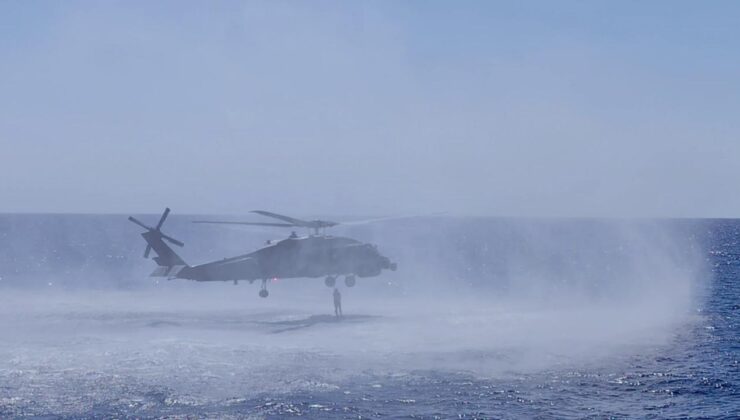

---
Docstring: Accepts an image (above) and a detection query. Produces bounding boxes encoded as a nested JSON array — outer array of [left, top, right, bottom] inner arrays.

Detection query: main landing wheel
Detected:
[[259, 279, 269, 298], [344, 275, 356, 287], [324, 276, 337, 288]]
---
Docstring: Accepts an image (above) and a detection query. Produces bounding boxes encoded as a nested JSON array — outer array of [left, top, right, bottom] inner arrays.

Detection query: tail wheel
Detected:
[[344, 275, 356, 287], [324, 276, 336, 288]]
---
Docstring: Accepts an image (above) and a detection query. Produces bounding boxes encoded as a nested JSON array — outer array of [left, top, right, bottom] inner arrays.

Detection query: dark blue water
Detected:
[[0, 216, 737, 418]]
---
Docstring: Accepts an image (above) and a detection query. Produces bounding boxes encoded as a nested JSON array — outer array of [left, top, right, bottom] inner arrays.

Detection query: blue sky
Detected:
[[1, 1, 739, 216]]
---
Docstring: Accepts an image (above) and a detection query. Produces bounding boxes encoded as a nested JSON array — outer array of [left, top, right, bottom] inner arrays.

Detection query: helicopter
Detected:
[[128, 208, 397, 298]]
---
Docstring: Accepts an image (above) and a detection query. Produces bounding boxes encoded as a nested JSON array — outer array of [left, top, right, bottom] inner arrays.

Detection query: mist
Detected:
[[0, 214, 709, 414]]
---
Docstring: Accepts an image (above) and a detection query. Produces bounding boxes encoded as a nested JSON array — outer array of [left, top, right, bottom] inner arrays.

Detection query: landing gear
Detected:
[[344, 275, 356, 287], [324, 276, 337, 288], [259, 279, 269, 298]]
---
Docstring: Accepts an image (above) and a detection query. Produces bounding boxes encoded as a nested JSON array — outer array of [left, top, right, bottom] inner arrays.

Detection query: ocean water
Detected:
[[0, 215, 737, 418]]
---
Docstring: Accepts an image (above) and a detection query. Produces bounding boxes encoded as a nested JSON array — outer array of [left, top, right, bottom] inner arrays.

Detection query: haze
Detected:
[[1, 0, 739, 217]]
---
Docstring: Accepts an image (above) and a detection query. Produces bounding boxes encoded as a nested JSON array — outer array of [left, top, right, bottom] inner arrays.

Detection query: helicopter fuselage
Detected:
[[176, 235, 396, 282]]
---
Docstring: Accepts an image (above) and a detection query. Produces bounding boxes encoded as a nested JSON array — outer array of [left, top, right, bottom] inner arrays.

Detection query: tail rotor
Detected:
[[128, 207, 185, 260]]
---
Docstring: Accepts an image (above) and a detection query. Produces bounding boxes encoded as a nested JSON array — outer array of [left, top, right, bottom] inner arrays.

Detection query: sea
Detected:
[[0, 214, 737, 419]]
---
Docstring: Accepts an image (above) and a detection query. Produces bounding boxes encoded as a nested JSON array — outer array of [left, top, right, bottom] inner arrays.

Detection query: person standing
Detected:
[[333, 288, 342, 318]]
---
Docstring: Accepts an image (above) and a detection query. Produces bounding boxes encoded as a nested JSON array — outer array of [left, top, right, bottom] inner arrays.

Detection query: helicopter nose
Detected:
[[379, 256, 395, 270]]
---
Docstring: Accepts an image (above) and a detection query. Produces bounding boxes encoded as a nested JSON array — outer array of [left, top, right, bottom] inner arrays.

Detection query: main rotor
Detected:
[[193, 210, 426, 236], [193, 210, 339, 235]]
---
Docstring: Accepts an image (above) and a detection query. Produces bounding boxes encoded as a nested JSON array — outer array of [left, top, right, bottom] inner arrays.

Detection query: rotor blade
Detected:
[[156, 208, 171, 230], [161, 234, 185, 247], [339, 213, 446, 226], [144, 244, 152, 258], [128, 216, 151, 230], [250, 210, 309, 227], [192, 221, 295, 228]]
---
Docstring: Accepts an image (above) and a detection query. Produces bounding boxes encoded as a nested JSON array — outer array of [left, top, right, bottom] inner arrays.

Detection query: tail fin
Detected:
[[129, 208, 189, 274], [141, 229, 187, 267]]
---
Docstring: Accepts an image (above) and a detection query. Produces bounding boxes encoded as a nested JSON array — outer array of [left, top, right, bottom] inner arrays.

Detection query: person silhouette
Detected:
[[333, 288, 342, 318]]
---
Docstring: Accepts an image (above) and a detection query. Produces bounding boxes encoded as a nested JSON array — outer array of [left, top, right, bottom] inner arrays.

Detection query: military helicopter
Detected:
[[128, 208, 397, 298]]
